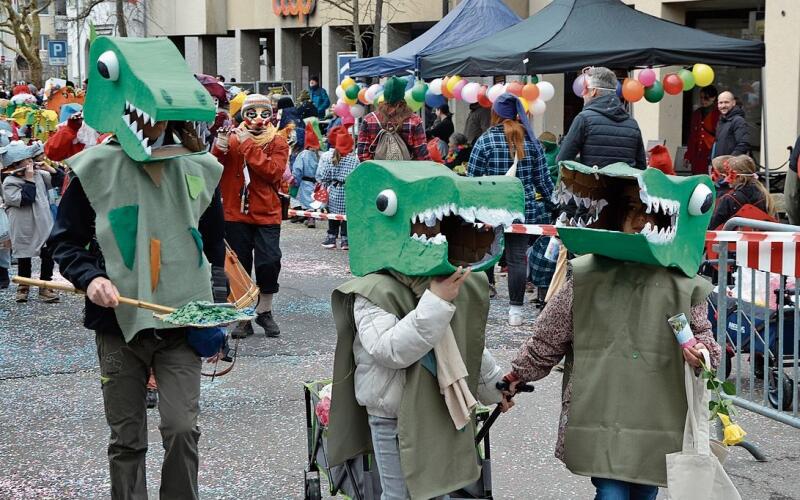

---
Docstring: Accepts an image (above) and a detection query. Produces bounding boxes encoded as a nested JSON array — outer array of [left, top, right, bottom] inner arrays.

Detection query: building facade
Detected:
[[146, 0, 793, 170]]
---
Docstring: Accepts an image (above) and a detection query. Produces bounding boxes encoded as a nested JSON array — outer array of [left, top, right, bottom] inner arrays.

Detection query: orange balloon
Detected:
[[477, 85, 492, 108], [507, 81, 524, 97], [441, 76, 454, 99], [621, 78, 645, 102], [358, 87, 369, 105], [522, 83, 540, 102]]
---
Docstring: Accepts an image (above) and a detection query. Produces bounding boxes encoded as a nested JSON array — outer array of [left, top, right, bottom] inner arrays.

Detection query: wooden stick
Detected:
[[12, 277, 176, 314]]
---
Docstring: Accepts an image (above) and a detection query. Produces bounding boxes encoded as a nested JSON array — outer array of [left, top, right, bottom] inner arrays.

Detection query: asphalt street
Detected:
[[1, 221, 798, 499]]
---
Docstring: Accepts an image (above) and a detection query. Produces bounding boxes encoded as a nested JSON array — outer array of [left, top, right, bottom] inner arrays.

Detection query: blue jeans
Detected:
[[368, 415, 409, 500], [592, 477, 658, 500]]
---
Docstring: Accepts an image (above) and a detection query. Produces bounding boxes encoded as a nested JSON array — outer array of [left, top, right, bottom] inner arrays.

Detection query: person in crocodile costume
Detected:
[[503, 162, 723, 499], [48, 37, 226, 499], [329, 161, 524, 499]]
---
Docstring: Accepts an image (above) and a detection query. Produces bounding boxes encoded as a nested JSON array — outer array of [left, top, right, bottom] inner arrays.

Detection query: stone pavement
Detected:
[[1, 221, 798, 499]]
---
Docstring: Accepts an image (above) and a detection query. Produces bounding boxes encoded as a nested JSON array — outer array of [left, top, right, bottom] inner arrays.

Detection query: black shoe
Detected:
[[255, 311, 281, 337], [146, 389, 158, 409], [230, 321, 254, 339], [0, 268, 8, 289]]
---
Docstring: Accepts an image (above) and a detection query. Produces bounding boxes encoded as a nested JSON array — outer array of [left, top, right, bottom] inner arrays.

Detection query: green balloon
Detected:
[[345, 84, 360, 100], [678, 68, 695, 91], [644, 80, 664, 103], [405, 91, 423, 111], [530, 75, 539, 84], [411, 82, 428, 103]]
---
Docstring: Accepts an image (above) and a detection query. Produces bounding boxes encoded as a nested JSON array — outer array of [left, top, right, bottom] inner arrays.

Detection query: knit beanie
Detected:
[[241, 93, 272, 114]]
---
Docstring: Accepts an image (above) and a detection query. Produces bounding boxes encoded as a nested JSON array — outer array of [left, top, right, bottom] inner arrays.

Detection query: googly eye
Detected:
[[97, 51, 119, 81], [688, 184, 714, 216], [376, 189, 397, 216]]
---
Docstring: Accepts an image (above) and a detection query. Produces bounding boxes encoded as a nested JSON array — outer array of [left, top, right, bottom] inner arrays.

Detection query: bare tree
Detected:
[[0, 0, 54, 86], [320, 0, 402, 58]]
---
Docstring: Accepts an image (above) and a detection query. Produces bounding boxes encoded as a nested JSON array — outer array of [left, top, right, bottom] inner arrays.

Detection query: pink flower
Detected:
[[315, 396, 331, 427]]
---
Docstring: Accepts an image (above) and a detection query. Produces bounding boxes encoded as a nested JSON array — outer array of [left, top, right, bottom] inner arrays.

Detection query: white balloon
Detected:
[[461, 82, 481, 104], [335, 86, 345, 100], [429, 78, 444, 95], [532, 99, 547, 116], [536, 81, 555, 102], [349, 104, 365, 118], [487, 83, 506, 103], [365, 83, 381, 102]]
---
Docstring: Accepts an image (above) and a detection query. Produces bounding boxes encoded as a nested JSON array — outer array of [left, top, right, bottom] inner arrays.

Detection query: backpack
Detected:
[[369, 113, 411, 161]]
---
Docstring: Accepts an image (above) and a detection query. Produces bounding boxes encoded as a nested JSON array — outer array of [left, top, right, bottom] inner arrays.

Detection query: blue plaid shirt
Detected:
[[467, 125, 554, 224]]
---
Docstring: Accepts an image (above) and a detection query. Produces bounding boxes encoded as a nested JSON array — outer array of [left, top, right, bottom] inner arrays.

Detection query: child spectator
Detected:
[[709, 155, 775, 229], [291, 121, 322, 228], [444, 132, 472, 173], [318, 127, 358, 250], [1, 141, 64, 302]]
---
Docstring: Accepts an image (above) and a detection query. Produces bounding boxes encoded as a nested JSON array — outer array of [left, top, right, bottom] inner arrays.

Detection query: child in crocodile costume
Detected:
[[503, 162, 722, 499], [48, 37, 226, 498], [329, 161, 523, 499]]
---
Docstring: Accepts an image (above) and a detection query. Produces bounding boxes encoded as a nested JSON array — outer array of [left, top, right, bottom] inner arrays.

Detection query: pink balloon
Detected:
[[638, 68, 656, 87], [572, 74, 587, 97], [452, 80, 467, 101], [334, 101, 351, 117], [461, 82, 481, 104]]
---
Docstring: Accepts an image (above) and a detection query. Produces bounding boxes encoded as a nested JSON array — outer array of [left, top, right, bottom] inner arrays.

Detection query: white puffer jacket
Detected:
[[353, 289, 504, 418]]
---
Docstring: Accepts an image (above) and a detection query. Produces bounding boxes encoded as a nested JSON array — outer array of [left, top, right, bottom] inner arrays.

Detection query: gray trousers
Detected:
[[96, 327, 201, 500]]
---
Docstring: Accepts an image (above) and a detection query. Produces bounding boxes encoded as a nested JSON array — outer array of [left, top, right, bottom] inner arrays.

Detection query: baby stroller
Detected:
[[302, 379, 532, 499], [707, 283, 798, 411]]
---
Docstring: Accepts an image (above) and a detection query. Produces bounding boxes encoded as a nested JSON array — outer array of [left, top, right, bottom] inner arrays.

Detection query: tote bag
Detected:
[[666, 351, 741, 500]]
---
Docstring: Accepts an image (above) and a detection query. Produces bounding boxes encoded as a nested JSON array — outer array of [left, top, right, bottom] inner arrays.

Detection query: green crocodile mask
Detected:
[[555, 162, 715, 277], [346, 161, 525, 277], [84, 37, 215, 162]]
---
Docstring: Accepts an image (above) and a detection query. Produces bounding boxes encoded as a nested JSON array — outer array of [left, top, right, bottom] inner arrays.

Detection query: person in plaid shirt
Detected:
[[357, 76, 430, 162], [468, 92, 554, 326]]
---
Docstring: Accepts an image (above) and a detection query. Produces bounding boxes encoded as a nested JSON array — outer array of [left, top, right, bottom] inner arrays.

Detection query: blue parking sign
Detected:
[[48, 40, 68, 65]]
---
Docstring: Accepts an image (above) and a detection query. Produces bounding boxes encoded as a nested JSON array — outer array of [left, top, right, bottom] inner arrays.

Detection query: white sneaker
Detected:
[[508, 313, 524, 326]]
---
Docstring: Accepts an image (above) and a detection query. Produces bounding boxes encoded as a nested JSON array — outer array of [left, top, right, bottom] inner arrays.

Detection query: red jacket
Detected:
[[212, 133, 289, 225], [45, 125, 85, 161], [684, 107, 720, 175]]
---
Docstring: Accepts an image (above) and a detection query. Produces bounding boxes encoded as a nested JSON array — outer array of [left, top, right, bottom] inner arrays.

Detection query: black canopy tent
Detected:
[[418, 0, 765, 77]]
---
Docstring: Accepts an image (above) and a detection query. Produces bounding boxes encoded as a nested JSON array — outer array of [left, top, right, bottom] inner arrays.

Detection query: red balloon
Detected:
[[507, 81, 524, 97], [662, 73, 683, 95], [477, 85, 492, 108], [621, 78, 644, 102], [522, 83, 540, 102]]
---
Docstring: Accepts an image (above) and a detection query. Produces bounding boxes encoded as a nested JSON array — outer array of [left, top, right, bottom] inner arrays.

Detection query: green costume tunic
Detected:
[[69, 143, 223, 342], [564, 255, 713, 486], [329, 272, 488, 499]]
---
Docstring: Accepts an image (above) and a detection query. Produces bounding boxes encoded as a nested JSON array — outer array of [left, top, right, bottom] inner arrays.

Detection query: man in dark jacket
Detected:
[[713, 91, 750, 158], [464, 102, 491, 144], [557, 67, 646, 169]]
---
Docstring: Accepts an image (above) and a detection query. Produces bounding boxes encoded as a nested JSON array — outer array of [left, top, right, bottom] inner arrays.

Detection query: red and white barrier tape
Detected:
[[288, 209, 347, 221]]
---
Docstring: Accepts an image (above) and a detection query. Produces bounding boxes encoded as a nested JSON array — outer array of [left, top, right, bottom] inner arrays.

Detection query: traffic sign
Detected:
[[337, 52, 358, 83], [48, 40, 68, 66]]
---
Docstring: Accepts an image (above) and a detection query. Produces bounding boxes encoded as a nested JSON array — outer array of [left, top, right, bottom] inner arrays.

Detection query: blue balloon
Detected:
[[616, 80, 623, 99], [425, 93, 447, 108]]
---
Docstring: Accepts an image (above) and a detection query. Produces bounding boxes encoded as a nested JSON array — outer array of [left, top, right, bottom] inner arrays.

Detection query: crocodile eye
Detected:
[[688, 184, 713, 216], [97, 51, 119, 81], [376, 189, 397, 216]]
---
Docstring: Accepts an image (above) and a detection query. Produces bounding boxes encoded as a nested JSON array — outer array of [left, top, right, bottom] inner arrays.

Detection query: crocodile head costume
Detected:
[[345, 161, 525, 276], [84, 36, 215, 162], [554, 161, 715, 276]]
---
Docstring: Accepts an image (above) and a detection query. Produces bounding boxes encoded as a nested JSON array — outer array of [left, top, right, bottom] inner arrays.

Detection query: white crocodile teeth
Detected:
[[129, 122, 138, 134], [141, 111, 150, 124], [136, 130, 144, 141], [642, 222, 652, 235], [144, 145, 152, 156], [122, 114, 131, 126]]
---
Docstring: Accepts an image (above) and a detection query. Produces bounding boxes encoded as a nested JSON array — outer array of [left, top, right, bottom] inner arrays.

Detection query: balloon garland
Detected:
[[333, 63, 714, 119]]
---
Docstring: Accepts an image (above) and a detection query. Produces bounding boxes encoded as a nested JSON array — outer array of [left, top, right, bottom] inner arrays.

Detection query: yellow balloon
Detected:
[[692, 64, 715, 87], [341, 77, 356, 90], [446, 75, 462, 94], [343, 95, 358, 106], [518, 96, 529, 113]]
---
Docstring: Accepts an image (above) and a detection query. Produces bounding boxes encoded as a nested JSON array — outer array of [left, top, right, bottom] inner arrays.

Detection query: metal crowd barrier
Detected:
[[713, 217, 800, 456]]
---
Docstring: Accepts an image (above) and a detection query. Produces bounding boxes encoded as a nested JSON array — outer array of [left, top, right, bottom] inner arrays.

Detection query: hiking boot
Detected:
[[15, 285, 29, 303], [340, 238, 349, 250], [489, 284, 497, 299], [321, 235, 337, 249], [146, 388, 158, 409], [230, 321, 254, 339], [255, 311, 281, 337], [39, 288, 60, 303]]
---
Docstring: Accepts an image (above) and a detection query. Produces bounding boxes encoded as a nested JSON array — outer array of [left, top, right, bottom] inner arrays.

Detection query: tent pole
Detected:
[[761, 66, 769, 191]]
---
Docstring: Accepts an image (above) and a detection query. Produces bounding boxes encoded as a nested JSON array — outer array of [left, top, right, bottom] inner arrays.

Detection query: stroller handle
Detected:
[[474, 382, 534, 445], [496, 381, 535, 393]]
